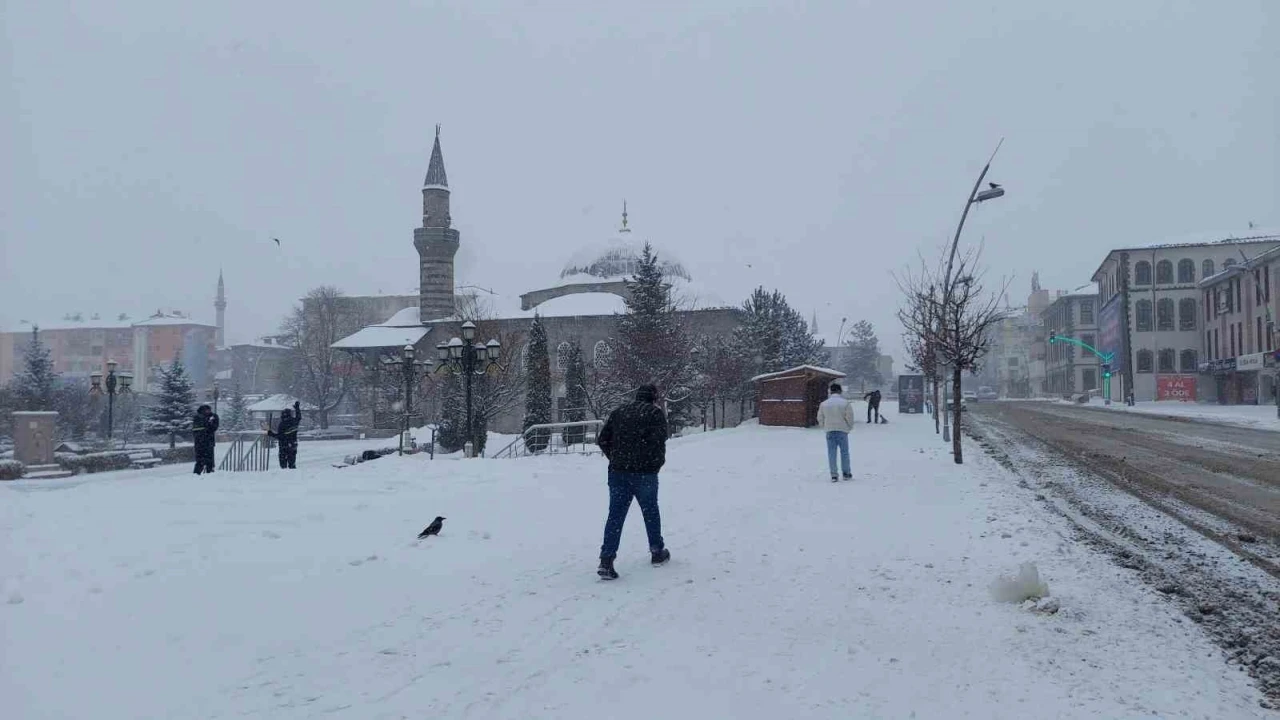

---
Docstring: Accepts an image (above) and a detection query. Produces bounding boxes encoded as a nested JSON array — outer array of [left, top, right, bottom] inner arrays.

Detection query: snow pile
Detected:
[[989, 561, 1051, 603]]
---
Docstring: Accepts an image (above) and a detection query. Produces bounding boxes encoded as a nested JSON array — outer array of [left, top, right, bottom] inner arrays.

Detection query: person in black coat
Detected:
[[595, 384, 670, 579], [267, 401, 301, 469], [192, 404, 220, 474], [863, 389, 883, 424]]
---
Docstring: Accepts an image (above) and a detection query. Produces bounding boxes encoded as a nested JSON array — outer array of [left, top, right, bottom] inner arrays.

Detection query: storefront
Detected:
[[1235, 353, 1267, 405]]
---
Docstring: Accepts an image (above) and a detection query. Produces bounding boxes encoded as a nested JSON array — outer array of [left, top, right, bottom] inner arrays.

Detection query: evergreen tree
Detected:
[[146, 356, 196, 448], [435, 371, 467, 454], [522, 316, 553, 452], [843, 320, 883, 392], [608, 243, 695, 429], [225, 384, 249, 430], [12, 327, 57, 411], [562, 341, 587, 445], [732, 287, 826, 379]]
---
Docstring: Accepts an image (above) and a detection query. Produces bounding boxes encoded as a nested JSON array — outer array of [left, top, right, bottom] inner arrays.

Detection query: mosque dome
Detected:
[[558, 205, 692, 284]]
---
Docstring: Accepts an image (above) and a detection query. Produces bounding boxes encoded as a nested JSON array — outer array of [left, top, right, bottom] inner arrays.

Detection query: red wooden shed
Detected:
[[752, 365, 848, 428]]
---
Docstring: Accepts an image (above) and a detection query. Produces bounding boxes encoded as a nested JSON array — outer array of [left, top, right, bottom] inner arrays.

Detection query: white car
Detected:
[[962, 390, 977, 402]]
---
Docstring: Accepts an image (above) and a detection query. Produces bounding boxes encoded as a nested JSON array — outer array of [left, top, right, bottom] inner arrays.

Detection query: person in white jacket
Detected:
[[816, 383, 855, 481]]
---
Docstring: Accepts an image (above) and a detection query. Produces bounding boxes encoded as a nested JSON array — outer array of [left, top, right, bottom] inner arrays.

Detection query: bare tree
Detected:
[[280, 286, 372, 428], [898, 247, 1008, 463]]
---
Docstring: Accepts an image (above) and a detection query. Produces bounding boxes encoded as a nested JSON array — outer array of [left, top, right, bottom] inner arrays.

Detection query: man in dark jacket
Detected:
[[595, 384, 670, 580], [267, 400, 301, 469], [192, 404, 219, 474], [863, 389, 883, 424]]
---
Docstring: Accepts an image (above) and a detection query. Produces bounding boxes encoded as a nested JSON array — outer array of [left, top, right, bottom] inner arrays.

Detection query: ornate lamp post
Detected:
[[383, 344, 432, 455], [89, 360, 134, 444], [435, 321, 502, 457]]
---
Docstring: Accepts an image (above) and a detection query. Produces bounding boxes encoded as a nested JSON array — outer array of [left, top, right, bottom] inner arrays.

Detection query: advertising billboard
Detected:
[[1156, 375, 1197, 401], [1097, 294, 1127, 377], [898, 374, 925, 414]]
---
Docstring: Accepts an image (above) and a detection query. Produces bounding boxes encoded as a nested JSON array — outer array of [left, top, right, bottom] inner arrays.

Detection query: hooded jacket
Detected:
[[597, 399, 669, 474]]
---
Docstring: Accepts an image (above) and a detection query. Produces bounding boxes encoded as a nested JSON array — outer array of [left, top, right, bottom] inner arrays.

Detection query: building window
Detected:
[[1214, 328, 1220, 360], [1079, 300, 1094, 324], [1156, 298, 1174, 331], [1082, 369, 1097, 391], [1230, 324, 1236, 357], [1257, 317, 1263, 355], [1203, 259, 1215, 278], [1156, 260, 1174, 284], [1135, 299, 1152, 332], [1205, 290, 1212, 321], [520, 344, 530, 370], [1134, 261, 1152, 286], [1158, 348, 1176, 373], [1180, 349, 1197, 372], [1177, 259, 1195, 284], [556, 342, 572, 372], [1178, 298, 1197, 331], [592, 340, 612, 369], [1236, 278, 1243, 314], [1136, 349, 1153, 373], [1239, 322, 1245, 356], [1007, 357, 1019, 367]]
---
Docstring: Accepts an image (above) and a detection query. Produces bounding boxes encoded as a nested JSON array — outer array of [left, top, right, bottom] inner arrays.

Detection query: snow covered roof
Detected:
[[246, 394, 317, 413], [331, 306, 433, 350], [132, 312, 215, 328], [751, 365, 847, 383], [559, 233, 692, 284], [5, 316, 136, 333]]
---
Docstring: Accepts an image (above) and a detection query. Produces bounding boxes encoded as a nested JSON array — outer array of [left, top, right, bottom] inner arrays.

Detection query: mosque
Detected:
[[334, 129, 744, 434]]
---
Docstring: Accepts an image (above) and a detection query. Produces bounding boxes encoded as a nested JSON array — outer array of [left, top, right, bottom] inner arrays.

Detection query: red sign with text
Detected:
[[1157, 375, 1197, 401]]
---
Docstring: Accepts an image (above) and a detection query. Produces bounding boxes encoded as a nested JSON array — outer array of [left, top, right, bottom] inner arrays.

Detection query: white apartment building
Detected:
[[1042, 293, 1100, 396], [1091, 235, 1280, 402]]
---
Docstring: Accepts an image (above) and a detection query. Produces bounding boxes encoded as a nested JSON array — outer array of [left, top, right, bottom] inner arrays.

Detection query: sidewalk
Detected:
[[1064, 396, 1280, 432], [1, 414, 1270, 718]]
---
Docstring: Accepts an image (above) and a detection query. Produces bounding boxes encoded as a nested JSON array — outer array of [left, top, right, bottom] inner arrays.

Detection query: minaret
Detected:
[[414, 125, 461, 321], [215, 270, 227, 346]]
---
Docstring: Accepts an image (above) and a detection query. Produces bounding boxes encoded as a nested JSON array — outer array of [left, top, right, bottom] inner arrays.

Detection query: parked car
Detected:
[[977, 386, 998, 401], [962, 390, 978, 402]]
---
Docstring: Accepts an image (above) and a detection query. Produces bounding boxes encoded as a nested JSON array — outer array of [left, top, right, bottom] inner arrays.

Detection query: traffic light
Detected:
[[1101, 362, 1112, 379], [1048, 333, 1057, 344]]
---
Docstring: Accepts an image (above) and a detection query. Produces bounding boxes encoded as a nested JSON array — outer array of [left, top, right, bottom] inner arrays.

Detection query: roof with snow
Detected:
[[331, 306, 432, 350], [246, 394, 317, 413], [559, 231, 692, 284], [1090, 232, 1280, 281], [751, 365, 847, 383], [132, 312, 216, 328]]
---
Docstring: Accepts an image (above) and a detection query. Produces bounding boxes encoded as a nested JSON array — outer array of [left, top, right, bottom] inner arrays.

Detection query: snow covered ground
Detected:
[[1065, 397, 1280, 431], [1, 416, 1272, 718]]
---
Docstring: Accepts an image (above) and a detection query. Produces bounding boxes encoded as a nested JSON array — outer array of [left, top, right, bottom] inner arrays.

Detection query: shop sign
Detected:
[[1157, 375, 1197, 401], [1238, 353, 1266, 372]]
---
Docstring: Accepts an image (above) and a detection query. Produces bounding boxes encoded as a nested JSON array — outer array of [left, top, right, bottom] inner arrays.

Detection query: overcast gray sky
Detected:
[[3, 0, 1276, 360]]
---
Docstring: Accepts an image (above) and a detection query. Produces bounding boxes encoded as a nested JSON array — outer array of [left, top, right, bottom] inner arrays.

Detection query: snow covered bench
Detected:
[[128, 451, 162, 469]]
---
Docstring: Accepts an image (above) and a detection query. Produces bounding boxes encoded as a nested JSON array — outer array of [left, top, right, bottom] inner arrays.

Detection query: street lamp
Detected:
[[383, 344, 432, 455], [436, 323, 502, 457], [208, 380, 221, 415], [938, 144, 1006, 459], [89, 359, 133, 445]]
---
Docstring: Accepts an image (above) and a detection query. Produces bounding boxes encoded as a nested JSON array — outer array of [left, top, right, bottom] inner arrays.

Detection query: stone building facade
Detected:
[[1042, 293, 1100, 396], [1198, 245, 1280, 405], [1092, 235, 1280, 402]]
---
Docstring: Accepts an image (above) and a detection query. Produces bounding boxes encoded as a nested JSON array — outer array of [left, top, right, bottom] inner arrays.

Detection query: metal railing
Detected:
[[495, 420, 604, 459], [217, 431, 273, 472]]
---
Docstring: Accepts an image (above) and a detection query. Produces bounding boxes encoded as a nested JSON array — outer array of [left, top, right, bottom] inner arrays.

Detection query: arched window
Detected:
[[592, 340, 612, 369], [1156, 298, 1174, 331], [1134, 261, 1152, 286], [1135, 299, 1153, 332], [1136, 349, 1154, 373], [1158, 348, 1176, 373], [556, 341, 572, 372], [1224, 258, 1237, 269], [1203, 259, 1215, 278], [1177, 259, 1195, 284], [1178, 298, 1197, 331], [1180, 349, 1198, 373], [1156, 260, 1173, 284]]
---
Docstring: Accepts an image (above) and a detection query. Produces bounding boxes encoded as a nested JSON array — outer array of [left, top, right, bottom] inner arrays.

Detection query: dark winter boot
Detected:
[[842, 473, 853, 480], [651, 548, 670, 566], [597, 557, 619, 580]]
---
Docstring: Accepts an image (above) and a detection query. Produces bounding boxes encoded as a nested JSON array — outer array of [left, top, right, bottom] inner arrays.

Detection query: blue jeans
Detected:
[[826, 431, 850, 477], [600, 472, 665, 560]]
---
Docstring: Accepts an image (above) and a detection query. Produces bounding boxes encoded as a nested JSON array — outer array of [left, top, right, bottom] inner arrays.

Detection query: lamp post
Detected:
[[436, 321, 502, 457], [89, 360, 134, 445], [208, 381, 221, 415], [939, 144, 1006, 459], [383, 344, 432, 455]]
